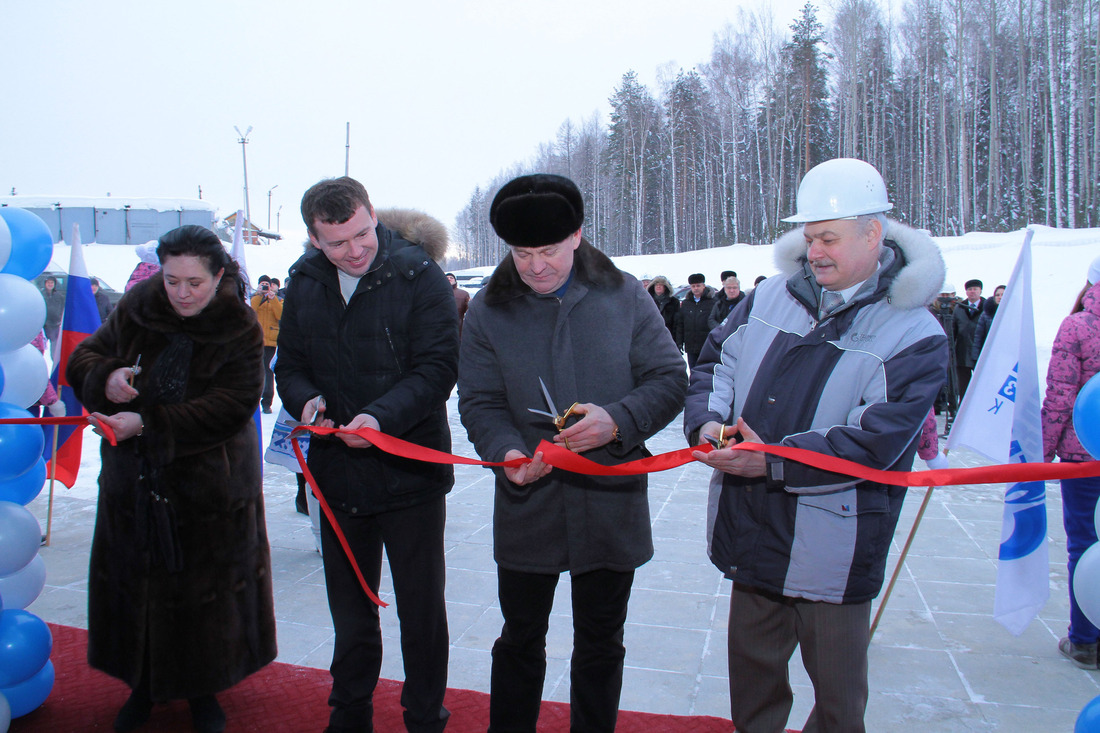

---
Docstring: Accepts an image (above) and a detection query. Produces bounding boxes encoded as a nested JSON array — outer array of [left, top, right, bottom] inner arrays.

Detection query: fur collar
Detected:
[[375, 208, 448, 263], [122, 273, 257, 344], [772, 219, 945, 311], [481, 239, 623, 305], [646, 275, 674, 298]]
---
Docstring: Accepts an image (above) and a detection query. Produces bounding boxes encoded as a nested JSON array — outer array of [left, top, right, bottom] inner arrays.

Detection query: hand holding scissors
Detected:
[[693, 417, 766, 477], [527, 377, 617, 453]]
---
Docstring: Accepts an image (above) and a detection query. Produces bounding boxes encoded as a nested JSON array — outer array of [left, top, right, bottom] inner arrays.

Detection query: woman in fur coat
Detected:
[[68, 225, 276, 733]]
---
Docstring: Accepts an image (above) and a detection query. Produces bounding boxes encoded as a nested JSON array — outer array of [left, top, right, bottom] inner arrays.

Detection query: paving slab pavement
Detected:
[[24, 396, 1100, 730]]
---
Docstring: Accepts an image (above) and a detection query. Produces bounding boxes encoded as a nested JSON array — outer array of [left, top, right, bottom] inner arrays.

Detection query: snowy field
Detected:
[[48, 223, 1100, 386]]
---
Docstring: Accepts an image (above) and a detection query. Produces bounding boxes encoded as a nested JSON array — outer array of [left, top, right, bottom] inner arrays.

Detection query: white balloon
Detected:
[[0, 554, 45, 610], [0, 276, 45, 353], [0, 215, 10, 273], [0, 345, 48, 410], [1074, 543, 1100, 629], [1095, 501, 1100, 546], [0, 689, 10, 733], [0, 502, 41, 576]]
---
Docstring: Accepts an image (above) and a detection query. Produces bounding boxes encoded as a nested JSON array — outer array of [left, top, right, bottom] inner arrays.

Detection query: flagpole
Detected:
[[45, 425, 59, 547], [870, 484, 937, 637]]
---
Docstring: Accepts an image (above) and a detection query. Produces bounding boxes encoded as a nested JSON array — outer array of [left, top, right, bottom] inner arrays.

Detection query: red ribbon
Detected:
[[0, 415, 117, 446], [292, 424, 1100, 485], [288, 423, 1100, 608]]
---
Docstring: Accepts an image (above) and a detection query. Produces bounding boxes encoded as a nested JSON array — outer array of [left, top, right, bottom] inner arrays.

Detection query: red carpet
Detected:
[[9, 624, 736, 732]]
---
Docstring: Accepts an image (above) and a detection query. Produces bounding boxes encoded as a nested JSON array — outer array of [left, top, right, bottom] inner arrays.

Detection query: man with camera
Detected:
[[250, 275, 282, 413]]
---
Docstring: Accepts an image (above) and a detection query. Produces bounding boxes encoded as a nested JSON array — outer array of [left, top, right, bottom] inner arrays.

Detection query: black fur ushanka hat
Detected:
[[489, 174, 584, 247]]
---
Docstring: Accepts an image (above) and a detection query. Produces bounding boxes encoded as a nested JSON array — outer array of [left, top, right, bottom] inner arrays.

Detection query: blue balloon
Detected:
[[0, 458, 45, 506], [0, 659, 52, 719], [0, 210, 52, 281], [0, 610, 52, 688], [1075, 373, 1100, 460], [1077, 694, 1100, 732], [0, 403, 44, 483], [0, 690, 9, 733]]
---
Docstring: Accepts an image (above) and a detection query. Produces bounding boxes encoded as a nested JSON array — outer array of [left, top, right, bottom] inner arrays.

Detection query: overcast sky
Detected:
[[2, 0, 810, 231]]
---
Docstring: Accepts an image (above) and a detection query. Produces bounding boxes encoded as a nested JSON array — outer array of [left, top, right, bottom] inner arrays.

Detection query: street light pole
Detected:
[[234, 125, 253, 237], [267, 184, 278, 229]]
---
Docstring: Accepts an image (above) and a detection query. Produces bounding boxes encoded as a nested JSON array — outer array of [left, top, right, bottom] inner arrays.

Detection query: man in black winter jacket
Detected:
[[677, 272, 715, 369], [275, 177, 457, 733]]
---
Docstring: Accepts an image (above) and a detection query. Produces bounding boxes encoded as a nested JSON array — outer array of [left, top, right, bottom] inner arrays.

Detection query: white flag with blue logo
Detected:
[[947, 228, 1047, 635]]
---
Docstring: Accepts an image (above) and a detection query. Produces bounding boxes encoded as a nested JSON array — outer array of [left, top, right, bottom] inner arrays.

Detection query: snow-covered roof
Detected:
[[0, 195, 216, 211]]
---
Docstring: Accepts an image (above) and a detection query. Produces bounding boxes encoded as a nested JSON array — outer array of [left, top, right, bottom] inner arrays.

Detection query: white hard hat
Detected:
[[782, 158, 894, 223]]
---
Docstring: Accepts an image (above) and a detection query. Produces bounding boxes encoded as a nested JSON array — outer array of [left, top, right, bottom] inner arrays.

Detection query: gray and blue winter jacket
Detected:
[[684, 220, 948, 604]]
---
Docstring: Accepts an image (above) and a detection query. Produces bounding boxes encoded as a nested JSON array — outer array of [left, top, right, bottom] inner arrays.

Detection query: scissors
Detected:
[[527, 377, 580, 447], [704, 424, 742, 449]]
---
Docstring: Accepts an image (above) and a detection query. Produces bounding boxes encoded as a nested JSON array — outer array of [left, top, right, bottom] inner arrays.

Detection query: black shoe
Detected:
[[114, 688, 152, 732], [295, 482, 309, 515], [189, 695, 226, 733]]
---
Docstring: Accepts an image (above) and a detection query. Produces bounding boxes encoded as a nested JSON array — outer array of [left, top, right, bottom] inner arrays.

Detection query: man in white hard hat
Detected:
[[684, 158, 949, 732]]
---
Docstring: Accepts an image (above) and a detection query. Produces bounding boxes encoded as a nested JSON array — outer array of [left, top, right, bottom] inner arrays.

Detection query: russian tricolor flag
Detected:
[[43, 224, 101, 487]]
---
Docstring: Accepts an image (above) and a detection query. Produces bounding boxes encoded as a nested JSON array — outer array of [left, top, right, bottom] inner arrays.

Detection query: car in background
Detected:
[[33, 271, 124, 308], [449, 267, 496, 296]]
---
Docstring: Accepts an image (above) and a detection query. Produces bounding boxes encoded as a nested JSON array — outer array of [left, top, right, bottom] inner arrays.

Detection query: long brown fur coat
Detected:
[[67, 273, 277, 699]]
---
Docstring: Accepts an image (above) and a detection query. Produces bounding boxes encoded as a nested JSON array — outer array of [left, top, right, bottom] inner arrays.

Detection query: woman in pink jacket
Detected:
[[1042, 257, 1100, 669]]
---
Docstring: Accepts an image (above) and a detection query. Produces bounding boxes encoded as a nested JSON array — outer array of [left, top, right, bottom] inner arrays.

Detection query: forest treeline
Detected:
[[451, 0, 1098, 267]]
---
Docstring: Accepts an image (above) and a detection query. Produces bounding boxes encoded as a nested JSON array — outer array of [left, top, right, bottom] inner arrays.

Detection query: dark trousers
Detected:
[[727, 584, 870, 733], [489, 567, 634, 733], [1063, 474, 1100, 644], [321, 497, 449, 732], [955, 365, 972, 402], [261, 345, 276, 410]]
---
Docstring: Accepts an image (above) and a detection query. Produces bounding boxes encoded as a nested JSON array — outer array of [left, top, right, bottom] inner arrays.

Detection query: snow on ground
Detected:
[[47, 224, 1100, 385]]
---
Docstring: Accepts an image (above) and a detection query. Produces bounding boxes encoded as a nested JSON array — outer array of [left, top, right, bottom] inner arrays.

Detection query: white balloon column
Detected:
[[0, 208, 60, 727]]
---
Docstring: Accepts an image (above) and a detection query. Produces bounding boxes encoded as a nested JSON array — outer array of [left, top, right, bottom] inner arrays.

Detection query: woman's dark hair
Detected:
[[1071, 281, 1092, 315], [156, 225, 246, 300]]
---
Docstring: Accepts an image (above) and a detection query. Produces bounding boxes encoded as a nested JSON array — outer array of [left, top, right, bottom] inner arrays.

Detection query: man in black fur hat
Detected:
[[457, 173, 687, 732], [678, 272, 715, 369]]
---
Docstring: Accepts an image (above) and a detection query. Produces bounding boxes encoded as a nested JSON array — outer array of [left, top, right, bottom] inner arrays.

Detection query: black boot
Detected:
[[114, 686, 152, 732], [295, 474, 310, 515], [189, 694, 226, 733]]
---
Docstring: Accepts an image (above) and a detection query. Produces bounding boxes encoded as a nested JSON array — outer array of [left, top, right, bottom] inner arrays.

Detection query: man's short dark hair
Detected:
[[301, 176, 373, 238], [89, 277, 100, 286]]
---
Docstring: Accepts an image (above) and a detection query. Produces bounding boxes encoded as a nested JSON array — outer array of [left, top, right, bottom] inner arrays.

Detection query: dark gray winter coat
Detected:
[[458, 241, 687, 573]]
